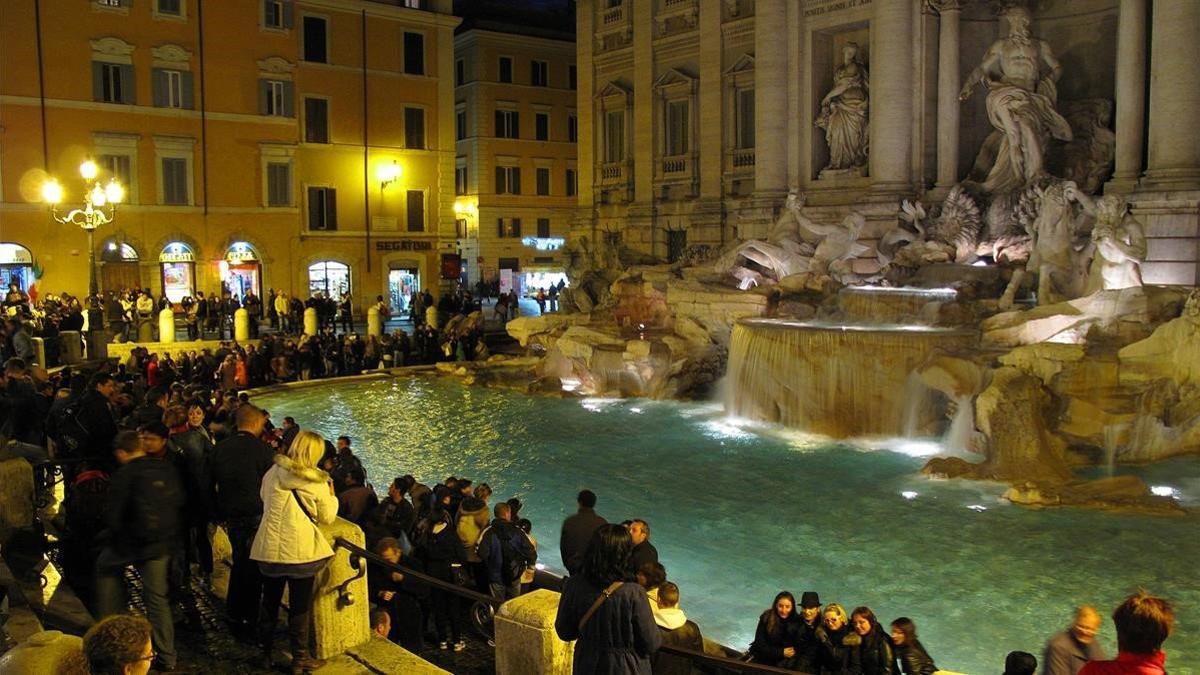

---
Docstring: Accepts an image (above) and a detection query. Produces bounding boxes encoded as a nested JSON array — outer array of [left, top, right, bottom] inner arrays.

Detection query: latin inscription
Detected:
[[804, 0, 872, 18]]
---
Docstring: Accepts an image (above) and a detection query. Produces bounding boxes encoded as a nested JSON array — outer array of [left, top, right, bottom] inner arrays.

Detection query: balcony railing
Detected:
[[662, 156, 688, 174], [602, 3, 625, 25], [732, 148, 756, 169]]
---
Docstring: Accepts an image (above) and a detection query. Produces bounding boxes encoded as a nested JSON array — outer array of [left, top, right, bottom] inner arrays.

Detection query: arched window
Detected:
[[222, 241, 261, 303], [308, 261, 351, 298], [160, 242, 196, 302], [101, 242, 139, 263], [0, 243, 34, 293]]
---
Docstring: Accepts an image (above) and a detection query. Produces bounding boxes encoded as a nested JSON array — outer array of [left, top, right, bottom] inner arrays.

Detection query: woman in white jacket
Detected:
[[251, 430, 339, 674]]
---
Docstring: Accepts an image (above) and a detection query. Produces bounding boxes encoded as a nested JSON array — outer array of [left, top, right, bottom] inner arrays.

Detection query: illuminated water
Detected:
[[256, 377, 1199, 673]]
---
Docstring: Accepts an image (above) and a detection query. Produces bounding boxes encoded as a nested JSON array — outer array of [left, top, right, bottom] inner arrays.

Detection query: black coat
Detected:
[[818, 624, 859, 675], [653, 619, 704, 675], [750, 611, 800, 667], [559, 507, 607, 575], [796, 618, 824, 673], [103, 456, 185, 561], [554, 577, 662, 675], [894, 640, 937, 675], [855, 628, 895, 675], [76, 390, 119, 469], [210, 430, 275, 525], [368, 554, 428, 649], [2, 379, 41, 445], [417, 521, 467, 581], [169, 427, 215, 521], [628, 540, 659, 575]]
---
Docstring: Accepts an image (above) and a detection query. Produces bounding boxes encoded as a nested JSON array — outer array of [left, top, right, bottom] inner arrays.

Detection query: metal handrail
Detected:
[[332, 537, 805, 674]]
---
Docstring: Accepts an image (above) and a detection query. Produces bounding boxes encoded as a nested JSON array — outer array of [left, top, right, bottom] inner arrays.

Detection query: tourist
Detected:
[[749, 591, 800, 667], [168, 403, 216, 586], [849, 606, 894, 675], [627, 519, 659, 575], [1006, 652, 1040, 675], [416, 504, 468, 651], [329, 435, 364, 493], [1043, 606, 1106, 675], [127, 386, 167, 429], [367, 476, 416, 548], [209, 404, 275, 641], [817, 602, 856, 675], [336, 465, 378, 525], [477, 501, 536, 601], [560, 489, 607, 576], [651, 581, 703, 675], [250, 430, 338, 672], [1078, 591, 1173, 675], [371, 607, 391, 640], [95, 430, 183, 673], [369, 537, 427, 651], [890, 617, 938, 675], [635, 561, 666, 611], [554, 524, 661, 674], [516, 517, 538, 592], [794, 591, 824, 673], [456, 491, 490, 590], [79, 614, 156, 675]]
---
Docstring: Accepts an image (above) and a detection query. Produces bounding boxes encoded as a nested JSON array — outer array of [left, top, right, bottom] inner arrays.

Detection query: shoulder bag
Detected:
[[578, 581, 624, 632]]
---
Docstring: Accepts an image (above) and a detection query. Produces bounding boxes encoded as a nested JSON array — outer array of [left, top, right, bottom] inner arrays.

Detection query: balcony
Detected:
[[723, 0, 755, 21], [727, 148, 756, 173], [655, 0, 698, 38], [601, 3, 625, 25], [654, 154, 698, 198], [596, 0, 633, 54], [599, 161, 631, 185]]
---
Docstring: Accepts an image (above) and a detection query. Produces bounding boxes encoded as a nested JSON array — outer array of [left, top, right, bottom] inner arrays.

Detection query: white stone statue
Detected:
[[815, 42, 869, 176], [1024, 181, 1090, 305], [959, 6, 1072, 194], [1067, 187, 1147, 292]]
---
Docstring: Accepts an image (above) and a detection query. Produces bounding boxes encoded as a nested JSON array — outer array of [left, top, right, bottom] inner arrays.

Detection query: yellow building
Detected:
[[0, 0, 460, 313], [453, 6, 577, 295]]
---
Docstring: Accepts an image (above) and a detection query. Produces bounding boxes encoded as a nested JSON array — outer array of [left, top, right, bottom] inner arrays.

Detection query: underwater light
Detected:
[[1150, 485, 1179, 499], [967, 504, 987, 512], [901, 491, 919, 500]]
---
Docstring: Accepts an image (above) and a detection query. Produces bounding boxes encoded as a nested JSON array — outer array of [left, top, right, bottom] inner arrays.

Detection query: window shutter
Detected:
[[406, 190, 424, 232], [495, 167, 505, 194], [282, 0, 295, 28], [152, 69, 168, 107], [512, 218, 521, 238], [120, 64, 136, 104], [282, 82, 295, 117], [307, 187, 321, 229], [181, 71, 194, 109], [258, 79, 269, 115], [92, 62, 105, 102], [494, 110, 503, 137], [511, 112, 519, 139], [497, 218, 505, 238], [263, 0, 272, 25], [326, 189, 337, 229], [511, 168, 520, 194]]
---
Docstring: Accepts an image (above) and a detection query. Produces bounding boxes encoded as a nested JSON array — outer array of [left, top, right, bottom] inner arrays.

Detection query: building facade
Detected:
[[0, 0, 460, 313], [453, 14, 577, 296], [575, 0, 1200, 285]]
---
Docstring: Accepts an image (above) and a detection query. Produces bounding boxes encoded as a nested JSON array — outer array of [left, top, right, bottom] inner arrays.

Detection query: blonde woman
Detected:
[[818, 602, 856, 675], [251, 430, 338, 674]]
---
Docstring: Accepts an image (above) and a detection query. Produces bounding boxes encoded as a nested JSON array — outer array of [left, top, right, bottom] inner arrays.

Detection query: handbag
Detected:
[[578, 581, 623, 632]]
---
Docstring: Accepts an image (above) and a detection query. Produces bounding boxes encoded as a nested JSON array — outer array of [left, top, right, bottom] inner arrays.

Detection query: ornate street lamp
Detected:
[[43, 160, 124, 297]]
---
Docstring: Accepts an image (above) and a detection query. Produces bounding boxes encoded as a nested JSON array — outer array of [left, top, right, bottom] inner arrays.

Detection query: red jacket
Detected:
[[1079, 651, 1166, 675]]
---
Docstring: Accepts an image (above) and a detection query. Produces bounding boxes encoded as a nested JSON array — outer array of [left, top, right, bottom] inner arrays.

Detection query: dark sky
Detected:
[[453, 0, 576, 36]]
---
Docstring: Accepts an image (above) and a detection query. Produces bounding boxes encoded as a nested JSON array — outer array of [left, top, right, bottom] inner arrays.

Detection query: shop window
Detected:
[[159, 242, 196, 303], [223, 242, 261, 303], [308, 261, 350, 298], [0, 243, 35, 293]]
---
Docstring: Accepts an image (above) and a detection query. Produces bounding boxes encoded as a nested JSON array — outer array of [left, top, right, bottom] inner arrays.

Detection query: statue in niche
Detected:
[[815, 42, 870, 177], [1067, 187, 1146, 292], [958, 5, 1072, 195]]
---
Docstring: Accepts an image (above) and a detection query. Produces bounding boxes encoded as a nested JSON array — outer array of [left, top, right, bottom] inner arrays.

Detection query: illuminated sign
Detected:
[[0, 244, 33, 265], [225, 241, 258, 263], [159, 242, 195, 263], [521, 237, 565, 251], [375, 240, 433, 252]]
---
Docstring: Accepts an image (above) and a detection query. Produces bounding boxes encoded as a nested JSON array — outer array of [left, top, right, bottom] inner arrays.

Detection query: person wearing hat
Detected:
[[1043, 606, 1106, 675], [1006, 651, 1039, 675], [795, 591, 824, 673]]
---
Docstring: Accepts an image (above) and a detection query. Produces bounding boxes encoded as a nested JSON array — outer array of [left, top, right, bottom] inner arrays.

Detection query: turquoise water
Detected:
[[256, 377, 1200, 674]]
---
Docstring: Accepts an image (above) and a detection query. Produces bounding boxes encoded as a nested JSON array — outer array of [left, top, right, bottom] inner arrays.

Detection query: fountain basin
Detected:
[[834, 285, 958, 324]]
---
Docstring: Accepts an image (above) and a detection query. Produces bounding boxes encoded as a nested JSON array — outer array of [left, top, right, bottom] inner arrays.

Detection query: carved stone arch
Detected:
[[90, 37, 135, 58], [256, 56, 296, 76], [151, 232, 203, 261], [151, 43, 192, 65], [98, 231, 148, 260]]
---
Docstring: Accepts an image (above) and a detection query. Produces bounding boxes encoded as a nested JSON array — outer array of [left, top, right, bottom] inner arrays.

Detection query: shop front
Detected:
[[0, 243, 34, 293], [387, 261, 421, 313], [159, 242, 196, 303], [101, 241, 141, 292], [308, 260, 351, 299], [221, 241, 261, 303]]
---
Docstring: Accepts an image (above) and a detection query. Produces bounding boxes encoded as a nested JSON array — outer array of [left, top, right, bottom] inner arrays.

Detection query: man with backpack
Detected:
[[56, 372, 120, 477], [95, 429, 185, 673], [477, 502, 536, 601]]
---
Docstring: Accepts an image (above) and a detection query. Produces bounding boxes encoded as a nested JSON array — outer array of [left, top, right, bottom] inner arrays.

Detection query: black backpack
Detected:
[[498, 528, 529, 584], [125, 465, 182, 547], [49, 397, 91, 457]]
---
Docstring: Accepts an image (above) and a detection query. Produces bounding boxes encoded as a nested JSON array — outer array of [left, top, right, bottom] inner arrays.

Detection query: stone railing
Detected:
[[599, 161, 631, 186], [724, 0, 755, 21], [662, 156, 688, 174], [726, 147, 756, 174], [601, 2, 624, 25]]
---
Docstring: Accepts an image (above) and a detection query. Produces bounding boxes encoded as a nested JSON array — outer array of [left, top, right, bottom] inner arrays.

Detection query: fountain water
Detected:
[[836, 286, 958, 323]]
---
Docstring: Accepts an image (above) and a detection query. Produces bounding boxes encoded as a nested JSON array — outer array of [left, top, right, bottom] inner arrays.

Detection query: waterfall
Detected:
[[941, 396, 978, 457], [837, 286, 958, 324], [726, 319, 976, 438]]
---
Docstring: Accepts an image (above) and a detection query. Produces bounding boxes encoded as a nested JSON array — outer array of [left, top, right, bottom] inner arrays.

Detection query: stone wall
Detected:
[[495, 589, 574, 675]]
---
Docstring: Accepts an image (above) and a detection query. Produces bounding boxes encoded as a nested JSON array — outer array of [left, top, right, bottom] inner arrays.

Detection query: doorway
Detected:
[[388, 267, 420, 314]]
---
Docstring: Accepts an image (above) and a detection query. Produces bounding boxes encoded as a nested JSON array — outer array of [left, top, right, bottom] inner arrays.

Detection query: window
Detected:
[[100, 154, 133, 190], [455, 59, 465, 85], [260, 79, 294, 116], [535, 112, 549, 141], [455, 166, 467, 195], [497, 219, 521, 238], [403, 32, 424, 75], [667, 230, 687, 263], [266, 162, 291, 206], [531, 60, 548, 87], [263, 0, 293, 29], [308, 261, 350, 298], [157, 0, 182, 16], [302, 16, 327, 63], [161, 157, 189, 205], [152, 69, 192, 109], [537, 218, 551, 238], [498, 57, 512, 83], [98, 0, 124, 6], [569, 65, 577, 90], [495, 109, 519, 139], [568, 113, 578, 142], [736, 88, 755, 149], [307, 187, 337, 230], [566, 168, 577, 197], [666, 99, 689, 156], [404, 107, 425, 149], [455, 109, 466, 141], [456, 218, 468, 238], [406, 190, 425, 232], [536, 167, 550, 195], [304, 97, 329, 143], [495, 166, 520, 194], [604, 110, 625, 162], [93, 62, 134, 104]]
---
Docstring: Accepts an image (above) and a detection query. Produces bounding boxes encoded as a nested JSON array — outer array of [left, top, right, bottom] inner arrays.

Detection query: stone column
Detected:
[[1108, 0, 1147, 192], [934, 0, 962, 189], [1143, 0, 1200, 190], [754, 0, 788, 194], [870, 0, 914, 193], [312, 518, 370, 660]]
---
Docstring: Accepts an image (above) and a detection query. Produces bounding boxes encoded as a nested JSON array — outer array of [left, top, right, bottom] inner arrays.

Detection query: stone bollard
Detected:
[[494, 589, 573, 674], [87, 330, 109, 361], [0, 456, 35, 537], [58, 330, 84, 364], [30, 336, 46, 368], [0, 631, 83, 672], [312, 517, 371, 660], [367, 306, 383, 339], [137, 318, 154, 343], [158, 308, 176, 344], [304, 307, 319, 336], [234, 308, 250, 342]]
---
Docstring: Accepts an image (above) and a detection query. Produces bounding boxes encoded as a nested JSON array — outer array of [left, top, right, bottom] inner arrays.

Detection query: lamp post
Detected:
[[43, 160, 124, 298]]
